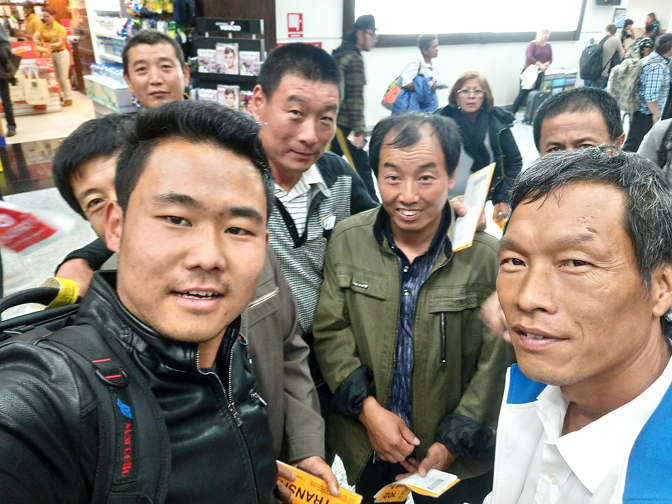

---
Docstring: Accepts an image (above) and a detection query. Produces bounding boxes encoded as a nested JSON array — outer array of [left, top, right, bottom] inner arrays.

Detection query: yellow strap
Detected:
[[41, 277, 79, 308], [334, 127, 357, 172]]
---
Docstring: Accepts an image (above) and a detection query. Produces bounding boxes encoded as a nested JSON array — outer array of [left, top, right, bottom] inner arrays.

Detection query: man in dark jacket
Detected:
[[331, 14, 378, 199], [0, 19, 18, 137], [50, 112, 335, 499], [0, 101, 281, 503]]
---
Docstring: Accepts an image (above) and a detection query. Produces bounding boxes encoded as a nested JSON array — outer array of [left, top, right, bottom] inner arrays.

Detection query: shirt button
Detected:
[[404, 289, 409, 296], [548, 474, 557, 485], [403, 266, 409, 273]]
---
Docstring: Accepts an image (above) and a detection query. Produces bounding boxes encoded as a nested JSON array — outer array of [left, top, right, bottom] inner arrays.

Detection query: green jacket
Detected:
[[313, 206, 514, 485]]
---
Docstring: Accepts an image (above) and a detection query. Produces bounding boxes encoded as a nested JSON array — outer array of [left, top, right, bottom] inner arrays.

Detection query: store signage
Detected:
[[288, 13, 303, 38], [215, 20, 243, 32]]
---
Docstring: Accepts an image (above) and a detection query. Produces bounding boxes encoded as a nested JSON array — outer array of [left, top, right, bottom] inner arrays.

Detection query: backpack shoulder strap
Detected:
[[46, 325, 171, 504]]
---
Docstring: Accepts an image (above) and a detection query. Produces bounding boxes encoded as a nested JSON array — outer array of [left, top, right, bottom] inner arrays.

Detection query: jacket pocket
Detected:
[[336, 271, 388, 301], [428, 291, 480, 313]]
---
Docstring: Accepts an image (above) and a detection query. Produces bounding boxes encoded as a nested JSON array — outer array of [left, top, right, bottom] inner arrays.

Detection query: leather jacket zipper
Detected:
[[197, 335, 259, 500]]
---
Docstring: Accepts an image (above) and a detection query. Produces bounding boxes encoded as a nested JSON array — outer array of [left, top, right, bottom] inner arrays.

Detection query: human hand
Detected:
[[350, 134, 365, 149], [450, 195, 487, 232], [294, 456, 339, 497], [276, 462, 297, 503], [395, 443, 458, 480], [55, 258, 95, 297], [480, 292, 511, 342], [494, 202, 510, 224], [431, 80, 439, 90], [359, 396, 420, 463]]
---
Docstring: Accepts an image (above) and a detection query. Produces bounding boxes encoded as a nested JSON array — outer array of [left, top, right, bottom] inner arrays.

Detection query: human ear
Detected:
[[105, 201, 124, 253], [651, 265, 672, 318]]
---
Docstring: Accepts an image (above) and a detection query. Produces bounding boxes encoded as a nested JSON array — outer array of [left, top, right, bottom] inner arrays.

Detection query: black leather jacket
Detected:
[[0, 272, 278, 503]]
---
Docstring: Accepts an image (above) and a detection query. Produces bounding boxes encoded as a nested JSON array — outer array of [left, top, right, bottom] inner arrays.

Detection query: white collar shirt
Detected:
[[274, 164, 329, 236], [517, 356, 672, 504]]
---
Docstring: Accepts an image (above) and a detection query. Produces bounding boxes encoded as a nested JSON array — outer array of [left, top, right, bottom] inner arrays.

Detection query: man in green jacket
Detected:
[[313, 113, 513, 504]]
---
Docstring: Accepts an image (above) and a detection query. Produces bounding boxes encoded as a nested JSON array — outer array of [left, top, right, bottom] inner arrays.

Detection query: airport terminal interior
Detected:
[[0, 0, 671, 500]]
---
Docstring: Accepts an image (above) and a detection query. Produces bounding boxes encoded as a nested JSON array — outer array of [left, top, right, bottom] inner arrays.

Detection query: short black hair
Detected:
[[655, 33, 672, 56], [122, 30, 185, 75], [116, 101, 274, 218], [53, 114, 134, 219], [258, 43, 342, 101], [369, 112, 461, 177], [418, 34, 437, 52], [532, 87, 623, 152]]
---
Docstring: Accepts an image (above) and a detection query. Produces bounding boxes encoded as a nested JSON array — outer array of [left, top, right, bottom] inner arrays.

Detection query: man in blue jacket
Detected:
[[489, 147, 672, 503]]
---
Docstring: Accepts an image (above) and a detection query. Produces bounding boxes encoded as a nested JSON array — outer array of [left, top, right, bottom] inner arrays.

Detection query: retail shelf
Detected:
[[99, 53, 123, 63], [95, 31, 124, 40]]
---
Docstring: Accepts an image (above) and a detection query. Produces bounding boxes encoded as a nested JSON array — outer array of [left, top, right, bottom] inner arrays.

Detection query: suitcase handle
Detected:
[[0, 287, 61, 315]]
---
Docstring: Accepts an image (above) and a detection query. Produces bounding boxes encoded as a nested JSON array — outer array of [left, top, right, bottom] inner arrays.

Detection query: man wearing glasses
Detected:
[[332, 14, 379, 200]]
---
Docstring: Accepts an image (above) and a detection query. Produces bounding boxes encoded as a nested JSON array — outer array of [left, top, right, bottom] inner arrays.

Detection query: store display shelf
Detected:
[[95, 31, 124, 40], [193, 72, 258, 85], [99, 53, 123, 63], [85, 72, 127, 90]]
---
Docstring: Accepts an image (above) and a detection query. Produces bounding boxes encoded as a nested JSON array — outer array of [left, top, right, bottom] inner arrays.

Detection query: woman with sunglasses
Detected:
[[437, 70, 522, 223]]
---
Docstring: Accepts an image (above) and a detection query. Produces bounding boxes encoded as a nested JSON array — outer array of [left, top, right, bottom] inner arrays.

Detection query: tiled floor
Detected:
[[5, 91, 96, 146]]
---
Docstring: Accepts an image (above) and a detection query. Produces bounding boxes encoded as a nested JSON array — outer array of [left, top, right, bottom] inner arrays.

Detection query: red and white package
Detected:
[[36, 58, 54, 74], [0, 201, 74, 254], [46, 77, 60, 93]]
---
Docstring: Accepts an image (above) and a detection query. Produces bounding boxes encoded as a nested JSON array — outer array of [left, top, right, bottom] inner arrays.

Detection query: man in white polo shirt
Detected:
[[490, 147, 672, 503]]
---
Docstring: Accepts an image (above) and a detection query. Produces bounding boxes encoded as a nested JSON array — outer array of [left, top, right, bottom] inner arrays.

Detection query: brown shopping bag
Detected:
[[24, 66, 49, 106]]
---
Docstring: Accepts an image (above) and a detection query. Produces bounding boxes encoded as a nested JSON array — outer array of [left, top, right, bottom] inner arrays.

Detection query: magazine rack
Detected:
[[191, 18, 265, 89]]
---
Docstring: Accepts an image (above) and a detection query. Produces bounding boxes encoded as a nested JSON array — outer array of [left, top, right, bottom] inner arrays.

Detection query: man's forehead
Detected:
[[128, 43, 179, 64], [541, 110, 611, 143], [274, 74, 339, 102]]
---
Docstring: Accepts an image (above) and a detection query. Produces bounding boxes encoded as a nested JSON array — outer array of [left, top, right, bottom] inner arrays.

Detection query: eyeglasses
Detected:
[[364, 30, 378, 38], [457, 89, 485, 97]]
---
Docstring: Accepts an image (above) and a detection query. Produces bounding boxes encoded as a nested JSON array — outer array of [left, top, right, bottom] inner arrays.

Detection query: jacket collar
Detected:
[[373, 202, 457, 258], [75, 271, 241, 373], [438, 104, 514, 128]]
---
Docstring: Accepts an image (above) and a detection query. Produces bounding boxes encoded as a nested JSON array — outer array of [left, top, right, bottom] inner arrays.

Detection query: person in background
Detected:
[[624, 26, 655, 60], [583, 24, 624, 89], [437, 70, 522, 224], [0, 15, 18, 136], [392, 34, 440, 114], [637, 117, 672, 183], [622, 33, 672, 152], [510, 29, 552, 116], [313, 112, 513, 504], [17, 1, 42, 39], [646, 12, 661, 40], [331, 14, 378, 200], [620, 18, 634, 47], [35, 8, 71, 106]]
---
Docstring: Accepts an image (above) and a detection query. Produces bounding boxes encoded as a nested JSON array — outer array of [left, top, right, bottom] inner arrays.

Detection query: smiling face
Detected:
[[71, 154, 118, 238], [254, 74, 339, 178], [456, 77, 485, 116], [378, 126, 454, 244], [106, 139, 268, 357], [539, 109, 624, 155], [497, 182, 664, 389], [124, 43, 190, 108]]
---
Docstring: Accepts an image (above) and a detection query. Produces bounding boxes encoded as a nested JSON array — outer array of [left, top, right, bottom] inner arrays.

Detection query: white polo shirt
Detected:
[[517, 356, 672, 504]]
